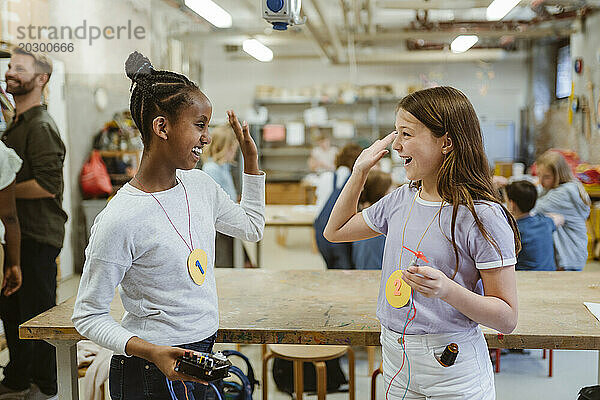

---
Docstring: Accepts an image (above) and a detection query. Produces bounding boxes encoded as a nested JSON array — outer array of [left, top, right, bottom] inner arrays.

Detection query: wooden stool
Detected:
[[262, 344, 355, 400]]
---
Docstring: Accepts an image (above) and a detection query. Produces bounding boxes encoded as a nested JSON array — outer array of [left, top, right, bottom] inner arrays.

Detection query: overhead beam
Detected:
[[377, 0, 511, 9], [174, 25, 574, 44], [366, 0, 376, 34], [353, 0, 362, 32], [377, 0, 590, 9], [355, 27, 575, 41], [301, 12, 335, 63], [306, 0, 346, 63], [241, 0, 259, 13], [232, 49, 527, 63], [339, 0, 350, 30]]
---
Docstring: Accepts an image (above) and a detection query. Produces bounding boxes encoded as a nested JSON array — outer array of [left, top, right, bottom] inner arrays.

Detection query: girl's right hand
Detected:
[[353, 131, 397, 175], [150, 345, 209, 385]]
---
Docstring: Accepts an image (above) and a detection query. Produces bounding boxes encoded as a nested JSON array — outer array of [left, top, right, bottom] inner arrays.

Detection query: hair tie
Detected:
[[135, 62, 152, 75]]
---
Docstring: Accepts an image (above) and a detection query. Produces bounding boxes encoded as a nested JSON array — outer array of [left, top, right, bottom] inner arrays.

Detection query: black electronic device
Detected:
[[175, 351, 231, 382], [437, 343, 459, 367]]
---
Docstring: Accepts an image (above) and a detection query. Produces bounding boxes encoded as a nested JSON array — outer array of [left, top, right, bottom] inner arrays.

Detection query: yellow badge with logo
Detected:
[[187, 248, 208, 286], [385, 270, 411, 308]]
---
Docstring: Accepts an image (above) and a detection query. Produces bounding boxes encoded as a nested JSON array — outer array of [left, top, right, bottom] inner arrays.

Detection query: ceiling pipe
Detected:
[[355, 27, 575, 41], [301, 12, 335, 63], [353, 0, 362, 32], [181, 25, 574, 45], [339, 0, 351, 30], [366, 0, 376, 34], [241, 0, 259, 13], [235, 48, 526, 63], [307, 0, 346, 63], [378, 0, 593, 9], [338, 0, 354, 63], [377, 0, 501, 9]]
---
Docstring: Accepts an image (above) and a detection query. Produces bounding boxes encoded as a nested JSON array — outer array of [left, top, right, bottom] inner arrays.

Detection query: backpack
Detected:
[[272, 357, 348, 395], [80, 150, 112, 198], [215, 350, 258, 400]]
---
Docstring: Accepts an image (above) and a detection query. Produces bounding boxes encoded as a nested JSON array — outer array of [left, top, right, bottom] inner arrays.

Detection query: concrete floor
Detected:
[[2, 226, 599, 399]]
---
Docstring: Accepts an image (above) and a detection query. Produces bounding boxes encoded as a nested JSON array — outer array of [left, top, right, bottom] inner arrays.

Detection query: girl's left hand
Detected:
[[402, 265, 452, 299]]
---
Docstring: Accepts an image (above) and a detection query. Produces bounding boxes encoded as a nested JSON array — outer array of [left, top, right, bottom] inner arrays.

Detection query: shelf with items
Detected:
[[255, 96, 402, 107], [0, 41, 12, 59], [254, 94, 401, 183], [91, 111, 143, 193]]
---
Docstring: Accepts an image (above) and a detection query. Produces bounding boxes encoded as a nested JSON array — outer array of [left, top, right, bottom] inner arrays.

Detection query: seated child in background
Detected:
[[352, 170, 392, 270], [505, 180, 561, 271], [534, 150, 591, 270]]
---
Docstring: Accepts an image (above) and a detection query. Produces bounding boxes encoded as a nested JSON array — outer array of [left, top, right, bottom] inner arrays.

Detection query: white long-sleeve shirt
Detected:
[[72, 169, 265, 355]]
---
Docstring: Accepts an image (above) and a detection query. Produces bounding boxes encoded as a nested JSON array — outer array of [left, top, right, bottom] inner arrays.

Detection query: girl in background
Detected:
[[202, 124, 240, 268], [202, 124, 239, 202], [325, 86, 519, 399], [534, 151, 590, 270], [352, 170, 392, 270]]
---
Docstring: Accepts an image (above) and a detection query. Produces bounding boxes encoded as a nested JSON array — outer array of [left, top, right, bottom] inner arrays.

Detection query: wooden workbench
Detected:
[[265, 205, 317, 227], [20, 270, 600, 399], [249, 205, 318, 267]]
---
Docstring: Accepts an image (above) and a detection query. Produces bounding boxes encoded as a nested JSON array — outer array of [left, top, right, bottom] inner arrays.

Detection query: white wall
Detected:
[[535, 13, 600, 163], [571, 12, 600, 162]]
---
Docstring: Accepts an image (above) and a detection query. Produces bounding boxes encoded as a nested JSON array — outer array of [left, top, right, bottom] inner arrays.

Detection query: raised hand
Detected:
[[227, 110, 259, 175], [353, 131, 397, 175]]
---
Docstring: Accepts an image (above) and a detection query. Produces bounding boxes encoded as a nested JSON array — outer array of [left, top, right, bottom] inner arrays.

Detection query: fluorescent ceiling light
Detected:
[[486, 0, 521, 21], [243, 39, 273, 62], [450, 35, 479, 53], [185, 0, 232, 28]]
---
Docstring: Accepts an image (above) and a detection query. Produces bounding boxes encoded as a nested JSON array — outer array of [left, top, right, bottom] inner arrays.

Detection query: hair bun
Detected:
[[125, 51, 154, 83]]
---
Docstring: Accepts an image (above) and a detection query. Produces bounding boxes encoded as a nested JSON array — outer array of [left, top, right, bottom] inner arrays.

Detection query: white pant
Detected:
[[380, 325, 495, 400]]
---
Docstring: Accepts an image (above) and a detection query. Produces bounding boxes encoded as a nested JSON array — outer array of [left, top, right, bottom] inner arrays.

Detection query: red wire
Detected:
[[385, 299, 417, 399]]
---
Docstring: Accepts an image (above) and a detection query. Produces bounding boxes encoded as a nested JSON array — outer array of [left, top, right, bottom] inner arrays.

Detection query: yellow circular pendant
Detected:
[[385, 270, 411, 308], [187, 248, 208, 286]]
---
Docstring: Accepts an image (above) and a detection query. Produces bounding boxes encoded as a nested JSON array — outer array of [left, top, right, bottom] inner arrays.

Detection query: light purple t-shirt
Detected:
[[363, 184, 516, 335]]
